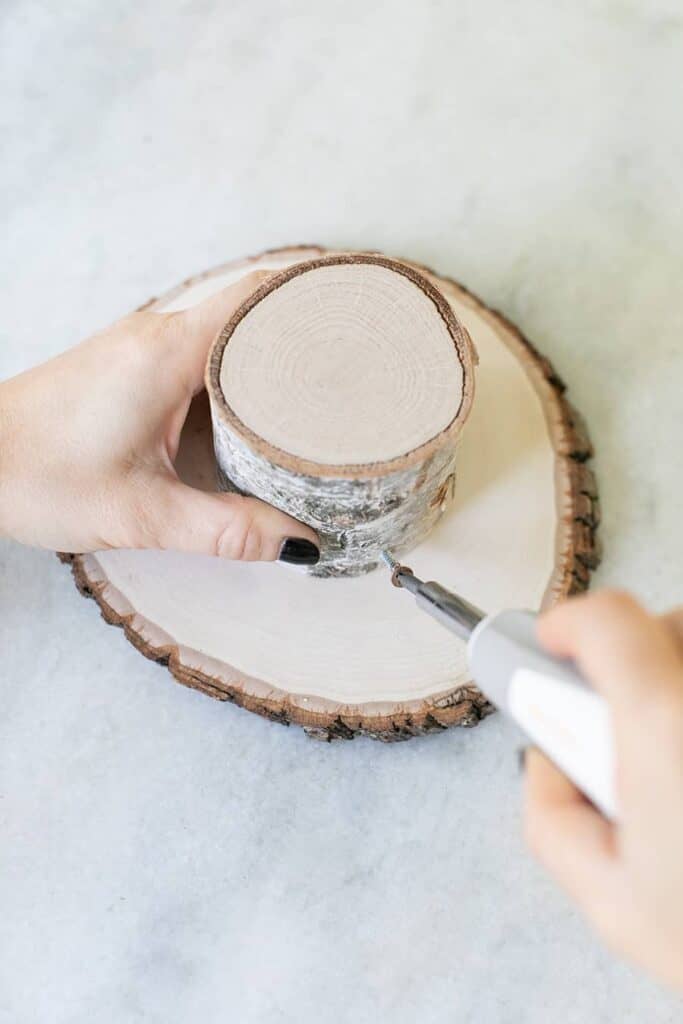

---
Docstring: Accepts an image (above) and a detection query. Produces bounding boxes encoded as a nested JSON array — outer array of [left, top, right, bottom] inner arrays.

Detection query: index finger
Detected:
[[537, 590, 683, 713], [165, 270, 272, 394]]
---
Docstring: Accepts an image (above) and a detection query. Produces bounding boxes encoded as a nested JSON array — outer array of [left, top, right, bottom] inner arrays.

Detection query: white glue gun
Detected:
[[381, 552, 616, 820]]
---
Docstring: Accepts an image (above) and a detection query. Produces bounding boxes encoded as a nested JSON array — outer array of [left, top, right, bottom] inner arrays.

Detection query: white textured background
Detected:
[[1, 2, 682, 1022]]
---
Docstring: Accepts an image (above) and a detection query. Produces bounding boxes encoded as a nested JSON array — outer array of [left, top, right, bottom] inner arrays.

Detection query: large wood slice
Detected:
[[206, 254, 476, 576], [62, 246, 600, 741]]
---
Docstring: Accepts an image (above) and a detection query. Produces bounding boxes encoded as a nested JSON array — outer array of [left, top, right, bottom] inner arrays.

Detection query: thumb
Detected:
[[132, 476, 320, 565]]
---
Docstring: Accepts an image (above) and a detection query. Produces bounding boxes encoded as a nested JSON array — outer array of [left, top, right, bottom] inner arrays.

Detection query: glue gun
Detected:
[[381, 552, 616, 820]]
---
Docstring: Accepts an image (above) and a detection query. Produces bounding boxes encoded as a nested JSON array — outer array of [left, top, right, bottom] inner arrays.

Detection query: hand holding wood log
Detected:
[[0, 272, 320, 564]]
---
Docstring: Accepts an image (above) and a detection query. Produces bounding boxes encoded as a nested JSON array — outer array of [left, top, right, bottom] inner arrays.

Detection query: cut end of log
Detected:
[[206, 254, 477, 576], [216, 255, 473, 467]]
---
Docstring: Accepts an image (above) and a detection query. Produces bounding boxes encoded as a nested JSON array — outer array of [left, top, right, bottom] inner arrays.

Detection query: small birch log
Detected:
[[206, 254, 476, 576]]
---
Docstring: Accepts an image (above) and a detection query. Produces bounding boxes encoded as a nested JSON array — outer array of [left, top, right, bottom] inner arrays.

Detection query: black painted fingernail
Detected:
[[278, 538, 320, 566], [517, 746, 529, 774]]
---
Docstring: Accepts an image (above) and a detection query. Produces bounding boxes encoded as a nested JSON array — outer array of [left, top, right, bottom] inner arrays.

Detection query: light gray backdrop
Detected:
[[1, 2, 682, 1022]]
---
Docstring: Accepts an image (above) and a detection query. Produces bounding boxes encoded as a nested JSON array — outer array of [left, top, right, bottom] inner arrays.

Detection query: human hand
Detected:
[[525, 590, 683, 991], [0, 273, 319, 564]]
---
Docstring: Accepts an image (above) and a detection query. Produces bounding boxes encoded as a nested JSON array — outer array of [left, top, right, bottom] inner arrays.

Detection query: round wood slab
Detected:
[[62, 246, 601, 741]]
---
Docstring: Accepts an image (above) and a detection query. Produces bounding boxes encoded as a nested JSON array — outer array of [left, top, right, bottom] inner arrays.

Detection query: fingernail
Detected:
[[278, 538, 320, 566], [517, 746, 529, 773]]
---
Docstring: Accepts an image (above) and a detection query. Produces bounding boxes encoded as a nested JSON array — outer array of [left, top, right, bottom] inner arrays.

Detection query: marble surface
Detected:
[[1, 2, 682, 1021]]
